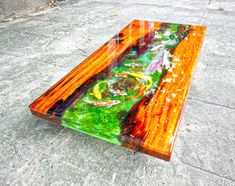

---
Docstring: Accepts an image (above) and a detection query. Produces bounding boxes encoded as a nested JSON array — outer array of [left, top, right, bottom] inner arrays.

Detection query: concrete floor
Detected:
[[0, 0, 234, 185], [0, 0, 50, 19]]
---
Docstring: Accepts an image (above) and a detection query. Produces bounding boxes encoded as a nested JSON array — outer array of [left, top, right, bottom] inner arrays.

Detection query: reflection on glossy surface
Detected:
[[29, 20, 206, 160], [62, 23, 188, 144]]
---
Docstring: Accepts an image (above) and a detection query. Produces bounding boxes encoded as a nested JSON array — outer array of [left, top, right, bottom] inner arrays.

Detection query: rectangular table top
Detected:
[[29, 20, 206, 161]]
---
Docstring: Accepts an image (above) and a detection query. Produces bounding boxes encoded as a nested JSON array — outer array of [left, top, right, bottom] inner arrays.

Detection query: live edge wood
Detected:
[[121, 25, 206, 160]]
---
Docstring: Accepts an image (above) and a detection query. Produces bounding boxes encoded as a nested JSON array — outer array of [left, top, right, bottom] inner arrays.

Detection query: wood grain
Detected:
[[30, 20, 161, 122], [121, 25, 206, 160]]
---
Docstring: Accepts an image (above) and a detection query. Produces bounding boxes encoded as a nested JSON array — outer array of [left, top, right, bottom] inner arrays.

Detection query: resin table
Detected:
[[29, 20, 206, 161]]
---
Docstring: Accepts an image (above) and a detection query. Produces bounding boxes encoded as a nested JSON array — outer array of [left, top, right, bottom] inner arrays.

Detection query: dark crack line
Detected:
[[188, 97, 235, 110], [181, 160, 235, 182], [77, 48, 88, 55]]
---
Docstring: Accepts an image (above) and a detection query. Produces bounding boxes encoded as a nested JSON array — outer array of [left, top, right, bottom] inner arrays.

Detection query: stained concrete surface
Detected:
[[0, 0, 234, 185], [0, 0, 51, 20]]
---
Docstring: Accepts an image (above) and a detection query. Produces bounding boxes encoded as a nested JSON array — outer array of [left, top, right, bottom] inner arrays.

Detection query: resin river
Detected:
[[62, 23, 189, 145]]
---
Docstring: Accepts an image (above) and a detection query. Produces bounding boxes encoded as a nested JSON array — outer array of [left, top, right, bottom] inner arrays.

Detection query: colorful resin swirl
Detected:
[[29, 20, 206, 161]]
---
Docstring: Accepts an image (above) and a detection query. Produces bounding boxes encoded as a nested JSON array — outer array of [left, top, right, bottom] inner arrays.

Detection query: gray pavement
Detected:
[[0, 0, 235, 185]]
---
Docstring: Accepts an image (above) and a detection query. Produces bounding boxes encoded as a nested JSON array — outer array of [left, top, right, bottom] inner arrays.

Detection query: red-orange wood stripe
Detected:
[[30, 20, 162, 118], [125, 25, 206, 160]]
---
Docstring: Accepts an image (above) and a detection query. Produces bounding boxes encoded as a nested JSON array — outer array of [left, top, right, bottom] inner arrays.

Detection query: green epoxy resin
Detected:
[[62, 24, 182, 145]]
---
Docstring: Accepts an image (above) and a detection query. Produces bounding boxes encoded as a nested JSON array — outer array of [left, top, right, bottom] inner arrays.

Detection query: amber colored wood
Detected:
[[121, 25, 206, 160], [29, 20, 161, 121]]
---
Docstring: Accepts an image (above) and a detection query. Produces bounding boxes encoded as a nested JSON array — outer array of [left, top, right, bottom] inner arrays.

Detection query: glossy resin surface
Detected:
[[30, 20, 206, 160]]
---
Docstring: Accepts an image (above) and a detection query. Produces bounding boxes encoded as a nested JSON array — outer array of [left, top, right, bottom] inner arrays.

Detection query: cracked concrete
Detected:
[[0, 0, 234, 185]]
